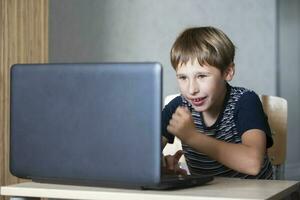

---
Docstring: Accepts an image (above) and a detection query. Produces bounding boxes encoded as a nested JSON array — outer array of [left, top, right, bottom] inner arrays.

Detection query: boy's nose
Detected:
[[188, 80, 199, 95]]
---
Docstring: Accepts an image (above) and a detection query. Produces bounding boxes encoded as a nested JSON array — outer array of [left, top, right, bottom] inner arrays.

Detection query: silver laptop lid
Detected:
[[10, 62, 162, 186]]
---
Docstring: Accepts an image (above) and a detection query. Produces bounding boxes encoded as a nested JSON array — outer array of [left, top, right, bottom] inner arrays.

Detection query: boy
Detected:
[[162, 26, 273, 179]]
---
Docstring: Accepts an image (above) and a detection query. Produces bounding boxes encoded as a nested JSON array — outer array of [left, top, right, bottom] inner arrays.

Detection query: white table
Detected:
[[1, 178, 299, 200]]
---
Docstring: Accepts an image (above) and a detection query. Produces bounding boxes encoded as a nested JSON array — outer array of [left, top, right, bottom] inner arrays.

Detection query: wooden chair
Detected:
[[162, 94, 287, 180], [260, 95, 287, 180]]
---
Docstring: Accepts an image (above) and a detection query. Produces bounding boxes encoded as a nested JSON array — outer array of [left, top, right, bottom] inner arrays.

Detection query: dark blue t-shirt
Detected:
[[162, 84, 273, 179]]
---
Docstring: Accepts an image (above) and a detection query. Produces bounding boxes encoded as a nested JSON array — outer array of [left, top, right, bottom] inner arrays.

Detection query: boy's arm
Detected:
[[187, 129, 265, 176], [167, 107, 266, 176]]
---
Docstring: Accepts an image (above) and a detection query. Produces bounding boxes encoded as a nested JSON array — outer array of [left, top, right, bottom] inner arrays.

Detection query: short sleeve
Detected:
[[161, 96, 182, 144], [235, 91, 273, 148]]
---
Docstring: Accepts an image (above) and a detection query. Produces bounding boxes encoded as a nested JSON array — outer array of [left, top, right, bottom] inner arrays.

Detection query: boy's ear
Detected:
[[223, 63, 235, 81]]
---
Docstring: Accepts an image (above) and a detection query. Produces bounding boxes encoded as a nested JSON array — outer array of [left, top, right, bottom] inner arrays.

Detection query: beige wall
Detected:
[[0, 0, 48, 189]]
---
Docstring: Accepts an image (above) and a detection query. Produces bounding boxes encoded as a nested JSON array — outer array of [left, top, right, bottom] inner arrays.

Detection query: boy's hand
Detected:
[[167, 106, 196, 144], [162, 150, 187, 175]]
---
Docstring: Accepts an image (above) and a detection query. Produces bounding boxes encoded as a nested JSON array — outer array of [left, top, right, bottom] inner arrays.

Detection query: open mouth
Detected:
[[190, 96, 207, 106]]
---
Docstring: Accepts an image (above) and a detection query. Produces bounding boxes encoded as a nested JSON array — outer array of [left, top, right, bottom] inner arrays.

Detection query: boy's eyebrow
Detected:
[[176, 72, 210, 77], [196, 72, 210, 75], [176, 73, 188, 78]]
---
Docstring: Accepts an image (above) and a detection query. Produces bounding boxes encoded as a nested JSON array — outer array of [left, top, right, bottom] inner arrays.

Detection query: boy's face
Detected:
[[176, 59, 234, 113]]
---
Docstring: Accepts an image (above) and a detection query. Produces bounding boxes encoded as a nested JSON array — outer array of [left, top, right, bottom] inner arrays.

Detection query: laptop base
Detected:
[[142, 175, 214, 190], [33, 174, 214, 190]]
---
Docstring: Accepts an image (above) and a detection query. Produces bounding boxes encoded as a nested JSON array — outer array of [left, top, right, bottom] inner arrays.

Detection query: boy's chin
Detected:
[[191, 105, 206, 112]]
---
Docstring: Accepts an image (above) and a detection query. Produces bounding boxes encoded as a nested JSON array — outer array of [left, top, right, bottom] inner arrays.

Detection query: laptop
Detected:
[[10, 62, 213, 189]]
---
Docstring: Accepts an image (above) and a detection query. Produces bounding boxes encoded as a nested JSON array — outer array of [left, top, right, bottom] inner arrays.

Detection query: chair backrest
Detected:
[[260, 95, 287, 179], [163, 94, 288, 179]]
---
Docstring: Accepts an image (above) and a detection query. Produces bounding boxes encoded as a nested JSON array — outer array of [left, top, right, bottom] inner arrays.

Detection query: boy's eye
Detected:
[[178, 76, 187, 80], [197, 75, 207, 79]]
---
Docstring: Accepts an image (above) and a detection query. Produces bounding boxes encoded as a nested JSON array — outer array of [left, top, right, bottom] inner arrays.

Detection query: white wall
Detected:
[[50, 0, 277, 98]]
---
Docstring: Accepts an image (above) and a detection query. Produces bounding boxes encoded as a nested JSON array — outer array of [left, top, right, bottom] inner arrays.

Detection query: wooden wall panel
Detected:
[[0, 0, 48, 188]]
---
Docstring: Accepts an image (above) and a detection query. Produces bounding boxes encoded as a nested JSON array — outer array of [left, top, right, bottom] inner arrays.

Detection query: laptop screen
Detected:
[[10, 63, 162, 186]]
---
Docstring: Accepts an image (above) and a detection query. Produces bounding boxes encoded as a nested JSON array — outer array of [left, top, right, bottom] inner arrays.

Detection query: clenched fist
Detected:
[[167, 106, 196, 144]]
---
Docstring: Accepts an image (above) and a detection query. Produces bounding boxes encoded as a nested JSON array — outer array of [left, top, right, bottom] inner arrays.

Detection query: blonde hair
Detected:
[[170, 26, 235, 72]]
